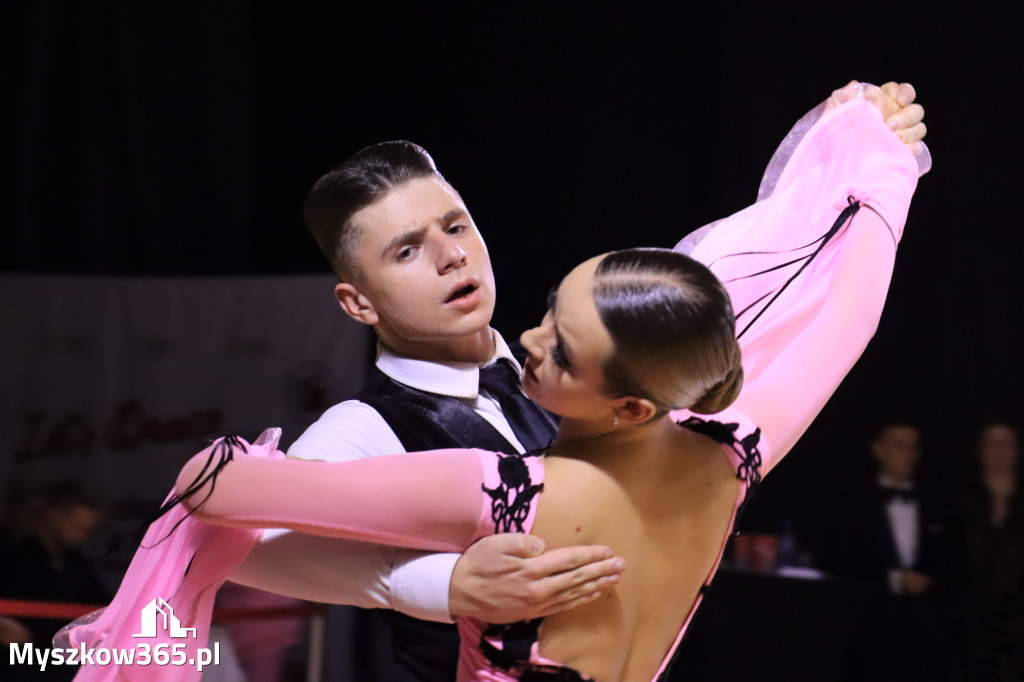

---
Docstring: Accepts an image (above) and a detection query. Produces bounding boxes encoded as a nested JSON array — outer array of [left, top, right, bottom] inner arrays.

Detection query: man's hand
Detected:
[[449, 534, 625, 623], [828, 80, 927, 157], [897, 569, 933, 595], [879, 81, 926, 155]]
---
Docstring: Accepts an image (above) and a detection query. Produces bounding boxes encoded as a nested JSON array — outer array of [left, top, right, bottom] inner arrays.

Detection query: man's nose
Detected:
[[438, 233, 468, 273]]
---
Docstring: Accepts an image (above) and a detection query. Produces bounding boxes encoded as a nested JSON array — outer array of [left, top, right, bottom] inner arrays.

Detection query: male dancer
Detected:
[[231, 81, 927, 682]]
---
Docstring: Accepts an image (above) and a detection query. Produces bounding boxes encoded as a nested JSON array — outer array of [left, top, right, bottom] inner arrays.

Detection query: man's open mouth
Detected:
[[446, 284, 478, 303]]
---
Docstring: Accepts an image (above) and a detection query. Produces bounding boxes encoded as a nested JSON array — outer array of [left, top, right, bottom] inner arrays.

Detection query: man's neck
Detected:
[[880, 473, 914, 488], [380, 327, 497, 365]]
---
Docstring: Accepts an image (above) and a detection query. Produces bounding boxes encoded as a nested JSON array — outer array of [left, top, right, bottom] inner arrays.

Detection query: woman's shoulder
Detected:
[[669, 406, 766, 487]]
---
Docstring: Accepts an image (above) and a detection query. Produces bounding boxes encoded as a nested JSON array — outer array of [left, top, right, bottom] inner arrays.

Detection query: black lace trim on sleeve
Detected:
[[481, 453, 545, 533], [677, 417, 764, 487], [121, 435, 244, 551]]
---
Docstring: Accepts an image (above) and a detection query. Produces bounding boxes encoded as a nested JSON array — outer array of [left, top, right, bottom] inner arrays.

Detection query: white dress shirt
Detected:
[[231, 330, 525, 622], [880, 475, 921, 594]]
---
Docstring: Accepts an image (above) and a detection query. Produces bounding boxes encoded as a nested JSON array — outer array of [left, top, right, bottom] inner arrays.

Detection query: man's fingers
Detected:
[[895, 82, 917, 108], [534, 571, 624, 617], [880, 81, 916, 108], [527, 556, 625, 604], [487, 532, 545, 559], [887, 103, 924, 131], [548, 570, 623, 603], [535, 590, 604, 618], [897, 122, 927, 146], [523, 544, 617, 577], [880, 81, 900, 101]]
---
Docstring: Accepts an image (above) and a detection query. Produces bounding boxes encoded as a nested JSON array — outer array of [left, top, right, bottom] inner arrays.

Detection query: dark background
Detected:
[[3, 0, 1021, 583]]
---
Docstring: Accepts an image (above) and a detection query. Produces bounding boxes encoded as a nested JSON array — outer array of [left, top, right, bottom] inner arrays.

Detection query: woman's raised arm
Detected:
[[703, 94, 922, 471]]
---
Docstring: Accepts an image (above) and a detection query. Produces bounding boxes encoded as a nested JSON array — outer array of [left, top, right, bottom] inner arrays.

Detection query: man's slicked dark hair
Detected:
[[304, 140, 439, 281]]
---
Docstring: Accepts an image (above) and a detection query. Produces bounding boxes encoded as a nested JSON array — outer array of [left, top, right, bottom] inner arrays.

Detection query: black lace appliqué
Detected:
[[481, 453, 545, 533], [480, 620, 594, 681], [678, 417, 764, 487]]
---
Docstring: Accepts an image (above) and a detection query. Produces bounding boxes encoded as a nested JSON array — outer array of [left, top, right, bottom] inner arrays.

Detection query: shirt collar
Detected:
[[878, 475, 915, 491], [375, 329, 521, 399]]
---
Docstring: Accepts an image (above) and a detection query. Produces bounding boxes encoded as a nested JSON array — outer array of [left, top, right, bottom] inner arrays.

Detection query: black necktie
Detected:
[[478, 360, 558, 452]]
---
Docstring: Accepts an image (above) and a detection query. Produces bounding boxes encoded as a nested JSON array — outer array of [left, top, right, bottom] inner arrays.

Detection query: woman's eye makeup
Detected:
[[551, 343, 570, 369], [544, 286, 571, 369]]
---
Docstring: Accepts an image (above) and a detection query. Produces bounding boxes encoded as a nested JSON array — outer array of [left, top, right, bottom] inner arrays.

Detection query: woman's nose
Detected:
[[519, 325, 545, 362]]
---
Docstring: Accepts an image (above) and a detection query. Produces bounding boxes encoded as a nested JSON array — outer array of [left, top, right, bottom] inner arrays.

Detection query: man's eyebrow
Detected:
[[441, 208, 468, 224], [379, 209, 470, 261], [380, 226, 428, 261]]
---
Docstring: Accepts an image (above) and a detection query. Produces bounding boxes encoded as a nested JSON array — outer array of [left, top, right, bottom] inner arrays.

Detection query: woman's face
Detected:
[[519, 256, 618, 422], [977, 424, 1018, 475]]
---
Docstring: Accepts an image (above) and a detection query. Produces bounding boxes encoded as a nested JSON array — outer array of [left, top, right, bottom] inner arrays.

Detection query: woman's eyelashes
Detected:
[[544, 288, 570, 369], [551, 343, 570, 369]]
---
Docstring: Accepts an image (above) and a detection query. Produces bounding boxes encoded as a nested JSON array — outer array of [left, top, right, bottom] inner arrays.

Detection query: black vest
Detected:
[[353, 352, 558, 682]]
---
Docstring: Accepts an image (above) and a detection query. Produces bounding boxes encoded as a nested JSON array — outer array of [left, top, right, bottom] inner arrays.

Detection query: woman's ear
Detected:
[[613, 397, 659, 425], [335, 283, 379, 326]]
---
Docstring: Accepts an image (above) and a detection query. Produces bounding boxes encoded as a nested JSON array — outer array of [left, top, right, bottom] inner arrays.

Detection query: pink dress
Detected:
[[63, 95, 922, 682]]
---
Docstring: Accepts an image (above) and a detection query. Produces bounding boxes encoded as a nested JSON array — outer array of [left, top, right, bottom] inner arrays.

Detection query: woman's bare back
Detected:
[[531, 420, 744, 682]]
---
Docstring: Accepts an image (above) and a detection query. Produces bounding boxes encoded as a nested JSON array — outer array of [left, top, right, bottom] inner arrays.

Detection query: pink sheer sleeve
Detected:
[[63, 438, 543, 681], [678, 96, 921, 472], [176, 442, 529, 553]]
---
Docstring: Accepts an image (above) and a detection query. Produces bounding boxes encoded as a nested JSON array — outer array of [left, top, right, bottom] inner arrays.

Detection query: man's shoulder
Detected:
[[287, 398, 406, 461]]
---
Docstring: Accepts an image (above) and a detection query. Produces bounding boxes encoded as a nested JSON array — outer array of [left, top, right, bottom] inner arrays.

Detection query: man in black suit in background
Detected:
[[834, 420, 952, 681]]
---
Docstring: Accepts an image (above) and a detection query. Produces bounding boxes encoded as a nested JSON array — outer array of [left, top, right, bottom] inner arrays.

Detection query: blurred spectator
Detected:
[[0, 614, 33, 646], [950, 422, 1024, 681], [0, 477, 110, 681], [1, 469, 50, 545], [828, 419, 952, 681]]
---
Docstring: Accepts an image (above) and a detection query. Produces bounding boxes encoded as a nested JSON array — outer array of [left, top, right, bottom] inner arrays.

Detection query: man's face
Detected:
[[337, 176, 496, 358], [871, 425, 921, 483]]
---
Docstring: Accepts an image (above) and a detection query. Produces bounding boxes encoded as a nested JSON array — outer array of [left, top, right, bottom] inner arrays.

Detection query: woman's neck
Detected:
[[549, 416, 672, 459]]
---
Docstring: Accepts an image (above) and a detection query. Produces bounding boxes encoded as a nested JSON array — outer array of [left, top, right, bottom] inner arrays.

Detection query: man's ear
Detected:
[[335, 283, 379, 326], [613, 397, 659, 425]]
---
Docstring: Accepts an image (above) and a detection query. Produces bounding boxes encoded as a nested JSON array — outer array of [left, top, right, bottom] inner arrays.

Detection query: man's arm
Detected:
[[234, 399, 624, 623]]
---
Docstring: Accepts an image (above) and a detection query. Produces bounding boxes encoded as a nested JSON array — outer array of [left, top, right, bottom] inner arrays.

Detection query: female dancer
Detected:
[[65, 84, 925, 682]]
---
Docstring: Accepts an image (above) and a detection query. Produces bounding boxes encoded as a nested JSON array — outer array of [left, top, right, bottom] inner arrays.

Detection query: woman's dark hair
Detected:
[[304, 140, 440, 281], [593, 248, 743, 415]]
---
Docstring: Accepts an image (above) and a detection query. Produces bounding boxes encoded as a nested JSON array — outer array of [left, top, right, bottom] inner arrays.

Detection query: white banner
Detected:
[[0, 274, 369, 575]]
